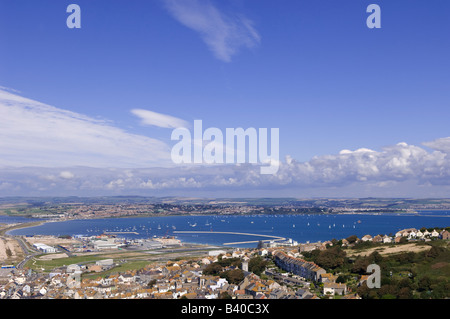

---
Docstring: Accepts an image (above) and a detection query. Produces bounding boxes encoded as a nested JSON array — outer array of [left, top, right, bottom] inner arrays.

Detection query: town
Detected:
[[1, 225, 449, 299]]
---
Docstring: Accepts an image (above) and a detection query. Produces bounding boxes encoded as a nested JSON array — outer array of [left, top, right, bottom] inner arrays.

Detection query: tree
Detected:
[[248, 256, 268, 276], [336, 275, 346, 284], [356, 282, 370, 299], [352, 257, 370, 274], [203, 263, 223, 275], [417, 276, 432, 292], [315, 247, 346, 270], [222, 269, 244, 285], [369, 251, 383, 264], [398, 287, 412, 299]]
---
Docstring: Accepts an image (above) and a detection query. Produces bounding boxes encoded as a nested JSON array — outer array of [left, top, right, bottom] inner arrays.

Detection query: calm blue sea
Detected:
[[6, 211, 450, 248]]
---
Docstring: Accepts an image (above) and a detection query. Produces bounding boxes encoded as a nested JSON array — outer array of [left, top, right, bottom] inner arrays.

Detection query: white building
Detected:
[[92, 238, 119, 250], [33, 243, 57, 253], [96, 259, 114, 267], [208, 250, 227, 257], [382, 235, 392, 243], [431, 230, 439, 237]]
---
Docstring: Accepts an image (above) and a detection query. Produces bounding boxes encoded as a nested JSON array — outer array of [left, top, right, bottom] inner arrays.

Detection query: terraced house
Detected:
[[273, 251, 326, 282]]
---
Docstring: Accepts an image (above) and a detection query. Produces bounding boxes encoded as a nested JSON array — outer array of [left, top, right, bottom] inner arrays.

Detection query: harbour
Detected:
[[6, 211, 450, 248]]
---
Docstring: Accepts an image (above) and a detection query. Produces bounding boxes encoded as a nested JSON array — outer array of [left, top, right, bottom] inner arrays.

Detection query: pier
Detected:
[[173, 231, 286, 246], [103, 231, 139, 235]]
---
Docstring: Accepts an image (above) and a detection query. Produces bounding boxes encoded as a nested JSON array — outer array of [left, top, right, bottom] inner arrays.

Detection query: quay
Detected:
[[103, 231, 139, 235]]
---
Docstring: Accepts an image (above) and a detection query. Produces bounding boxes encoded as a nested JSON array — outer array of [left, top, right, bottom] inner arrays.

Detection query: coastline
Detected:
[[4, 212, 449, 244], [1, 220, 48, 236]]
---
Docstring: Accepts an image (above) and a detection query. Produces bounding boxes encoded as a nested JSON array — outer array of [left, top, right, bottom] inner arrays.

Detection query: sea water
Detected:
[[6, 211, 450, 248]]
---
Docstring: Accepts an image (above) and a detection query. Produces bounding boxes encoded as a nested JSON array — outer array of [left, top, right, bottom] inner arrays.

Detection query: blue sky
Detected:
[[1, 0, 450, 197]]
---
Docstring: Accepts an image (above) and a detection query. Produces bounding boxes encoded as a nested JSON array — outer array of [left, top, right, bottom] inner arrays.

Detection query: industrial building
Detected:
[[33, 243, 57, 253]]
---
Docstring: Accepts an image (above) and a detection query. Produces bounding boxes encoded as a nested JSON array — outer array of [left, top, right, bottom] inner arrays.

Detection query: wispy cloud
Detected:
[[163, 0, 261, 62], [131, 108, 189, 129], [0, 89, 172, 168]]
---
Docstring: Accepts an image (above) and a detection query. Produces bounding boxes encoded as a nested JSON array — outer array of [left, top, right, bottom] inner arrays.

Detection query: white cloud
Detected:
[[0, 89, 172, 168], [131, 108, 189, 129], [423, 137, 450, 154], [59, 171, 75, 179], [1, 137, 449, 197], [163, 0, 260, 62]]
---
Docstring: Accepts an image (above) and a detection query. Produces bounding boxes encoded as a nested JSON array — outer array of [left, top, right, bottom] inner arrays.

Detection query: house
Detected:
[[431, 230, 439, 238], [320, 273, 337, 283], [119, 273, 136, 283], [396, 228, 418, 238], [361, 235, 372, 242], [22, 285, 31, 295], [201, 258, 212, 265], [209, 278, 228, 291], [39, 287, 47, 296], [138, 269, 162, 283], [273, 251, 326, 282], [208, 250, 227, 257], [245, 281, 269, 297], [295, 288, 313, 299], [323, 282, 347, 296], [372, 235, 383, 243], [441, 230, 450, 240], [269, 288, 286, 299], [88, 265, 103, 273], [67, 264, 81, 273], [260, 249, 269, 257], [11, 290, 23, 299], [162, 265, 181, 276], [382, 235, 392, 243], [96, 259, 114, 268]]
